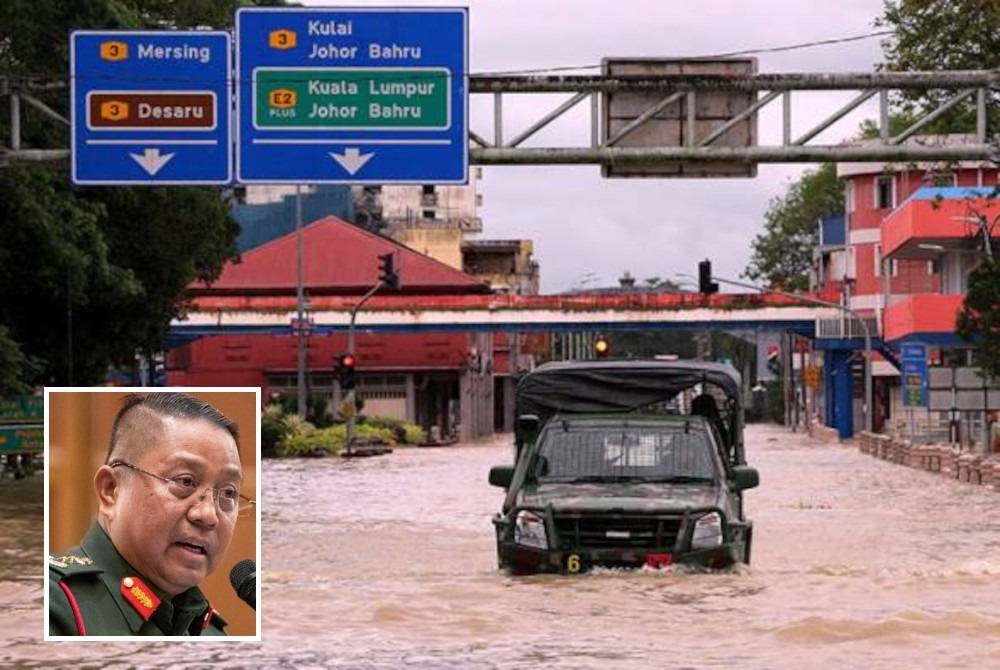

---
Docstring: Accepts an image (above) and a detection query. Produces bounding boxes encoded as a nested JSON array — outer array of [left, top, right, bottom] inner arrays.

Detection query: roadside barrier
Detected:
[[857, 431, 999, 492]]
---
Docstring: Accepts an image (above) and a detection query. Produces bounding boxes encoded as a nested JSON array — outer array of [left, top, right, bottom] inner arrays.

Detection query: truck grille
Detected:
[[553, 514, 682, 550]]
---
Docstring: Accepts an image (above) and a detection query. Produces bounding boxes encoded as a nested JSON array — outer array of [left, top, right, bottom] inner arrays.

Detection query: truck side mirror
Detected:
[[730, 465, 759, 491], [489, 465, 514, 489]]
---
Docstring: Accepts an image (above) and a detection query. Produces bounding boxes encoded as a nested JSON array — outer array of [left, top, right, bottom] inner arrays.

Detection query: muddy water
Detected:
[[5, 424, 1000, 668]]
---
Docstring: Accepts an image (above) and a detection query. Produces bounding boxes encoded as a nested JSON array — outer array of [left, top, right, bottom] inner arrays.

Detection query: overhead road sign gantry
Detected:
[[71, 31, 231, 185], [236, 7, 468, 184]]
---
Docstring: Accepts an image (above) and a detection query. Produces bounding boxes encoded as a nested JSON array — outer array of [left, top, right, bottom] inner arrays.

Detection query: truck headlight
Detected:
[[514, 510, 548, 549], [691, 512, 723, 550]]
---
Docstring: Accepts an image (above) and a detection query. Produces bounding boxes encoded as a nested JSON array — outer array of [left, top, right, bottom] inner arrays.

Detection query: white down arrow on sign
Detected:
[[129, 148, 175, 176], [329, 148, 374, 175]]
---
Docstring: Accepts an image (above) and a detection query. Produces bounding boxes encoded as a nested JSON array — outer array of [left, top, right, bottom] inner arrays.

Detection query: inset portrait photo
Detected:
[[44, 388, 260, 640]]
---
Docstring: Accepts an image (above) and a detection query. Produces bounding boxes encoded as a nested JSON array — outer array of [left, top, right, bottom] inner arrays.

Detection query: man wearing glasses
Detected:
[[48, 392, 254, 636]]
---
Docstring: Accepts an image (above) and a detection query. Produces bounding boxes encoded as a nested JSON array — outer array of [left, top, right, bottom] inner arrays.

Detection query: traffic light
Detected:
[[378, 252, 399, 290], [698, 259, 719, 295], [594, 336, 610, 359], [336, 353, 357, 391]]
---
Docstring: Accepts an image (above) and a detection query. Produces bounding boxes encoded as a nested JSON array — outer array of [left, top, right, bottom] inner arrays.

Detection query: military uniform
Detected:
[[49, 523, 227, 636]]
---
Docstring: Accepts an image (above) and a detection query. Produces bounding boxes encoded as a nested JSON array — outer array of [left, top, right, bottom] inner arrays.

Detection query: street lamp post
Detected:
[[680, 273, 874, 434]]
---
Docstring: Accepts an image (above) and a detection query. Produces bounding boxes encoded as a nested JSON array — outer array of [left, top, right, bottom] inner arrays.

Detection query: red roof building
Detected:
[[169, 216, 496, 442]]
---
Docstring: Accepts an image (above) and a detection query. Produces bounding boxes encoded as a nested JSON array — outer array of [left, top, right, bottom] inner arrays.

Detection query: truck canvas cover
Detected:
[[516, 360, 740, 421], [515, 360, 744, 464]]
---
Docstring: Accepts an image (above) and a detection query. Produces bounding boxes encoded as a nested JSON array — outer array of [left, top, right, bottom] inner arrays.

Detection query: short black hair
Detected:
[[105, 392, 239, 464]]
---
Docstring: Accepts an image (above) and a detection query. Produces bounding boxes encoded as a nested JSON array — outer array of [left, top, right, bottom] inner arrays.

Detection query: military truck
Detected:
[[489, 360, 759, 574]]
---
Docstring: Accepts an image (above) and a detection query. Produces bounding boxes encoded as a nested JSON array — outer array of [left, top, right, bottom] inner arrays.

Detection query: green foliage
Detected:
[[403, 424, 428, 445], [261, 416, 287, 458], [957, 257, 1000, 380], [354, 423, 398, 445], [0, 0, 253, 387], [266, 404, 428, 457], [361, 415, 428, 446], [272, 393, 334, 427], [744, 164, 844, 291], [277, 423, 342, 457], [876, 0, 1000, 134], [0, 326, 39, 394]]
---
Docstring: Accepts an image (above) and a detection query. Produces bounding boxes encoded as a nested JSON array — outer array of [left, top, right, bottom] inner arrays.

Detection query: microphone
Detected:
[[229, 559, 256, 611]]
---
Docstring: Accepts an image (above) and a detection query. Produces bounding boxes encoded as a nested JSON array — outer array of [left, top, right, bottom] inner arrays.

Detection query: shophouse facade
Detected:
[[819, 135, 1000, 439]]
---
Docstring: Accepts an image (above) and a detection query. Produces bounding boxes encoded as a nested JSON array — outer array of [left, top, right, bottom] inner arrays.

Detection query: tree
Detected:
[[743, 163, 844, 291], [957, 258, 1000, 380], [0, 0, 253, 389], [0, 326, 38, 394], [876, 0, 1000, 134]]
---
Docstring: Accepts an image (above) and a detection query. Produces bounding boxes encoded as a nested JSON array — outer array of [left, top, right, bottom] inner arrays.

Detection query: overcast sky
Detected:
[[303, 0, 889, 293]]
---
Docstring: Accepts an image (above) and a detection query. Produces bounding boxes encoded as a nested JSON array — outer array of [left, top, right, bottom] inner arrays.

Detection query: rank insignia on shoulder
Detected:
[[49, 555, 94, 569], [121, 576, 161, 620]]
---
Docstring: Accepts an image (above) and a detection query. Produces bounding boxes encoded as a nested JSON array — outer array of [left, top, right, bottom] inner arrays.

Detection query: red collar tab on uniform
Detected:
[[202, 606, 216, 630], [120, 575, 161, 621]]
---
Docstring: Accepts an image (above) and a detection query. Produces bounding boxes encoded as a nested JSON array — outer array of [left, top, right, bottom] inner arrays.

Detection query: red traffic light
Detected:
[[336, 353, 358, 391]]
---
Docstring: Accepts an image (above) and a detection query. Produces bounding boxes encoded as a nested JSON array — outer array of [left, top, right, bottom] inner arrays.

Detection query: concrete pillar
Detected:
[[405, 374, 416, 423], [828, 349, 855, 439]]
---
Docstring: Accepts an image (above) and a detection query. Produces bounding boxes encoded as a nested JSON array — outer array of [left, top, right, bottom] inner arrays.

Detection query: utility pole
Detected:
[[344, 281, 383, 454], [295, 185, 308, 419]]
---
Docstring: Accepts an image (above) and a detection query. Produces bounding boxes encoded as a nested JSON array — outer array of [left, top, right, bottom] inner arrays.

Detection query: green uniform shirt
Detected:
[[49, 523, 227, 636]]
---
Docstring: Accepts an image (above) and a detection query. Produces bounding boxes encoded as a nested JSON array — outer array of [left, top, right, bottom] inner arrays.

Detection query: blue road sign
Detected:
[[71, 31, 231, 185], [236, 7, 468, 184], [900, 343, 928, 407]]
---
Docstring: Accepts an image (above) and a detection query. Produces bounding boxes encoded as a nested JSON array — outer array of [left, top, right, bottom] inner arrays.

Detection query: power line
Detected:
[[475, 30, 893, 77], [2, 29, 895, 88]]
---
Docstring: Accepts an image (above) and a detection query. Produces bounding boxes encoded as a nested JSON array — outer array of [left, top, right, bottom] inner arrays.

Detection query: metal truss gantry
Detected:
[[468, 70, 1000, 166], [3, 70, 999, 167]]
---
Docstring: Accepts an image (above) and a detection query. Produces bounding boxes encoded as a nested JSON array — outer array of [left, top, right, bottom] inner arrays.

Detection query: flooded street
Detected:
[[5, 423, 1000, 668]]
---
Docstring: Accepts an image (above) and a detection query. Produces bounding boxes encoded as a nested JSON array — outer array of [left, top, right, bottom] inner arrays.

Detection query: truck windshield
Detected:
[[536, 424, 717, 483]]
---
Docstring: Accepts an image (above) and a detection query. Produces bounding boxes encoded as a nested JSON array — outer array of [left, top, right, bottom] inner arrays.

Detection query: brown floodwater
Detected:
[[4, 424, 1000, 668]]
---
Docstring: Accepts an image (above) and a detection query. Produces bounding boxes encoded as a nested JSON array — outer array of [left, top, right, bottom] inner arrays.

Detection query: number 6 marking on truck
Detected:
[[566, 554, 581, 573]]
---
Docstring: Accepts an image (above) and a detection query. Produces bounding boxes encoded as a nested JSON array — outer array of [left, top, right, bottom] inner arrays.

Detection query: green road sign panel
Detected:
[[0, 396, 43, 423], [0, 425, 43, 453], [254, 68, 450, 129], [237, 7, 468, 183]]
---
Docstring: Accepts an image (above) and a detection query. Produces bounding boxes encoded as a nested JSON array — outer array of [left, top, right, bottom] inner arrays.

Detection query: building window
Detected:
[[420, 184, 437, 207], [422, 209, 436, 219], [874, 175, 894, 210]]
